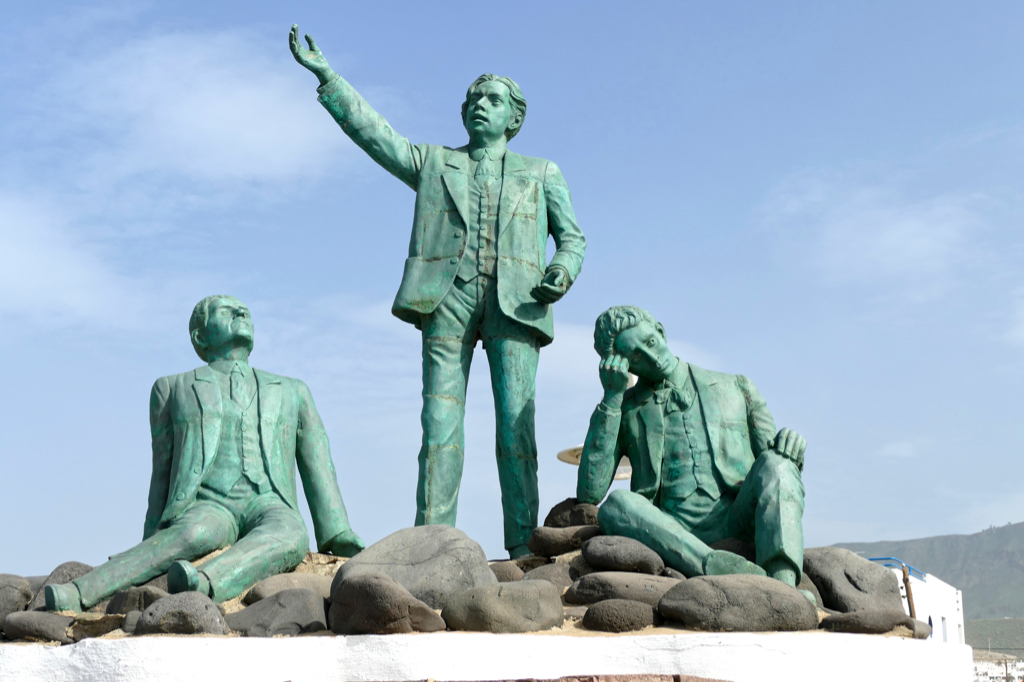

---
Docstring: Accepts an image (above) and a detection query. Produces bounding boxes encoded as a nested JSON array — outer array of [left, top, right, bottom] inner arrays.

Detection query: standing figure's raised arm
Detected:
[[290, 24, 426, 190]]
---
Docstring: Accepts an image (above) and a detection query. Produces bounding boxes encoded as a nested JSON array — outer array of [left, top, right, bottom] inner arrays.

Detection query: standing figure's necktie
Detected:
[[230, 364, 247, 406], [474, 150, 495, 179]]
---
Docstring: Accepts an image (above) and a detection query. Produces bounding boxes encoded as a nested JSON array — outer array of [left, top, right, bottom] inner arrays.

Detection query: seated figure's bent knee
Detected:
[[598, 489, 646, 534]]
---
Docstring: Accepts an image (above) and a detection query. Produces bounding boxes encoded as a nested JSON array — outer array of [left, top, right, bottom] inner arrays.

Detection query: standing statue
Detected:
[[577, 306, 807, 587], [45, 296, 364, 612], [290, 26, 587, 557]]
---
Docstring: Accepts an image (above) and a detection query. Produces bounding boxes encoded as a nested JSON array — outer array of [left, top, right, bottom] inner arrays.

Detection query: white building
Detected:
[[869, 557, 965, 644]]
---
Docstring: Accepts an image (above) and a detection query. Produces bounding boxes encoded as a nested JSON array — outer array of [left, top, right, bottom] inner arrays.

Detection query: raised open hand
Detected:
[[289, 24, 335, 85]]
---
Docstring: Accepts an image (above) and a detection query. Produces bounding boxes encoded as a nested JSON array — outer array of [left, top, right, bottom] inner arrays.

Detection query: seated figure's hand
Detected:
[[531, 266, 569, 304], [770, 427, 806, 470], [599, 354, 630, 409], [289, 24, 336, 85], [322, 528, 365, 558]]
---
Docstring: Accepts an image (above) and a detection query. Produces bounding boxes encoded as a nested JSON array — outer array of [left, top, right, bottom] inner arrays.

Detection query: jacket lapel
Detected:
[[635, 382, 665, 492], [498, 152, 530, 235], [191, 366, 222, 471], [254, 370, 283, 457], [690, 366, 720, 461], [441, 148, 471, 228]]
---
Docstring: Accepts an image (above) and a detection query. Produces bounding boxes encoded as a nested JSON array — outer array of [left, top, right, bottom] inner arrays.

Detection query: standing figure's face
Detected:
[[614, 321, 676, 383], [199, 297, 253, 352], [463, 81, 516, 142]]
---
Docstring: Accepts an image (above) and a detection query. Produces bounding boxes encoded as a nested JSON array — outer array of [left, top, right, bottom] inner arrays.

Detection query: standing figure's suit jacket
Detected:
[[317, 77, 587, 345], [144, 366, 354, 552], [579, 365, 780, 505]]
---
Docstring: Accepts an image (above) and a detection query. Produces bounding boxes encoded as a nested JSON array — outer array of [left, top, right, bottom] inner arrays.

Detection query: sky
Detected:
[[1, 1, 1022, 577]]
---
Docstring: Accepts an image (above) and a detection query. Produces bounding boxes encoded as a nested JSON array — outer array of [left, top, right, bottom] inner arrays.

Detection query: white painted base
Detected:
[[0, 631, 974, 682]]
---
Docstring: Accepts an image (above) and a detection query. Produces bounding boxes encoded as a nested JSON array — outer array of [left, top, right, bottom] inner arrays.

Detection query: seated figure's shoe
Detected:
[[44, 583, 83, 613], [167, 560, 211, 596], [703, 550, 768, 577], [508, 544, 531, 560]]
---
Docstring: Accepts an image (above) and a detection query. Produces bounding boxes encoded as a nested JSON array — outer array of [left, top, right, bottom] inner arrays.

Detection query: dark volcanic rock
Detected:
[[332, 526, 496, 611], [582, 598, 658, 632], [27, 561, 93, 611], [803, 547, 903, 613], [134, 592, 230, 635], [819, 609, 928, 638], [243, 573, 332, 605], [528, 525, 603, 558], [0, 575, 33, 630], [511, 555, 549, 572], [227, 588, 327, 637], [330, 572, 445, 635], [583, 536, 665, 575], [658, 574, 818, 632], [796, 572, 824, 610], [3, 611, 74, 643], [662, 567, 686, 580], [544, 497, 600, 528], [522, 563, 575, 591], [441, 580, 563, 633], [106, 586, 170, 615], [565, 572, 680, 607], [143, 573, 169, 593], [489, 561, 525, 583]]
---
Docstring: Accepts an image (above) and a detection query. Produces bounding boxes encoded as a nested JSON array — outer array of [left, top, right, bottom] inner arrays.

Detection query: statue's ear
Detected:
[[656, 322, 667, 340], [191, 328, 207, 351]]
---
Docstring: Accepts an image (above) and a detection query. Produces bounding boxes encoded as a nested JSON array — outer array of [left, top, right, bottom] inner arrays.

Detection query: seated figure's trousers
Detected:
[[598, 452, 805, 578], [415, 275, 541, 551], [74, 480, 309, 608]]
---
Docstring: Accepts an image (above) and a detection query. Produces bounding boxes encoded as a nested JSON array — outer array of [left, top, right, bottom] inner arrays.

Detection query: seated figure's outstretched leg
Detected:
[[727, 451, 805, 585], [193, 494, 309, 603], [49, 501, 236, 611], [598, 489, 717, 576]]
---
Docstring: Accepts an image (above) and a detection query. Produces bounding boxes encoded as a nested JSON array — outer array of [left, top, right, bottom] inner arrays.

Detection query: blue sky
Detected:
[[1, 1, 1022, 576]]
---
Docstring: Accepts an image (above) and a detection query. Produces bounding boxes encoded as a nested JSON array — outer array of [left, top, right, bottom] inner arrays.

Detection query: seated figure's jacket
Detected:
[[144, 365, 353, 551], [578, 364, 778, 506]]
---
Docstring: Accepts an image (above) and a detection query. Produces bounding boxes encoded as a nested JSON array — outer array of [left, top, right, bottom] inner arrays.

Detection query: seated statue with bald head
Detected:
[[45, 295, 363, 612]]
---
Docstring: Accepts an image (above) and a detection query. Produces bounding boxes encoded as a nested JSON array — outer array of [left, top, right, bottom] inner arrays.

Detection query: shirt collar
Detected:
[[209, 358, 252, 377], [468, 146, 506, 162]]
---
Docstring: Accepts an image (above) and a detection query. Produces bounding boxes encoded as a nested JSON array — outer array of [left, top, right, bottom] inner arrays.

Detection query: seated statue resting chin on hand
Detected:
[[576, 305, 808, 588], [45, 295, 363, 613]]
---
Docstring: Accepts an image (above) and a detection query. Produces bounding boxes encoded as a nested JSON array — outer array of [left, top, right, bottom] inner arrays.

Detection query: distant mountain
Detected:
[[835, 521, 1024, 620]]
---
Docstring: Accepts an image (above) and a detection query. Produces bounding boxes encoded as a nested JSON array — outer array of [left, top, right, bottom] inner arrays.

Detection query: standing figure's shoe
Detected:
[[44, 583, 83, 613], [167, 560, 211, 596]]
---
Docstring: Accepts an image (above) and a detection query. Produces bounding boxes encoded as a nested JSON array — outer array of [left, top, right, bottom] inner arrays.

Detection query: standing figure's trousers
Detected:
[[597, 452, 805, 578], [74, 480, 309, 607], [415, 275, 541, 551]]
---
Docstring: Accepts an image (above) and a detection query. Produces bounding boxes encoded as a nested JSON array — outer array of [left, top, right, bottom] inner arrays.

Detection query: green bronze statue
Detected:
[[45, 296, 364, 612], [290, 26, 587, 558], [577, 306, 807, 586]]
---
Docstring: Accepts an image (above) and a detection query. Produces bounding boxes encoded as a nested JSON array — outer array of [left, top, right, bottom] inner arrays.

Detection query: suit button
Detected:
[[450, 257, 458, 264], [176, 493, 185, 500], [243, 464, 250, 472], [242, 424, 247, 431], [193, 467, 201, 474], [454, 231, 463, 238]]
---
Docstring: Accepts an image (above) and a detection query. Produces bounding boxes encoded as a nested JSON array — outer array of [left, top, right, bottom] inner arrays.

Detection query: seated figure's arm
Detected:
[[144, 376, 173, 539], [294, 380, 364, 557], [290, 25, 425, 190], [577, 355, 629, 504]]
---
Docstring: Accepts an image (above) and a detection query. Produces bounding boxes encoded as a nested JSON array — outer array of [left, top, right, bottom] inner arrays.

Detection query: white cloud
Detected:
[[0, 194, 143, 324], [52, 30, 350, 187], [759, 170, 995, 300]]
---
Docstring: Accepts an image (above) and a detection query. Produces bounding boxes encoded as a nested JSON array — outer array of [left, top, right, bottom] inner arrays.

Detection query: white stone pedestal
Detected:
[[0, 631, 974, 682]]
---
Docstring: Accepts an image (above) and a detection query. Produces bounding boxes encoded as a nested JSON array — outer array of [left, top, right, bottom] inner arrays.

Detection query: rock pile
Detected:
[[0, 499, 934, 643]]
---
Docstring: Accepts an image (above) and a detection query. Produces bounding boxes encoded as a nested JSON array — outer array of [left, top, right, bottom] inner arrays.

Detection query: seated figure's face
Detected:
[[614, 321, 675, 383], [202, 297, 253, 350], [464, 80, 515, 141]]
